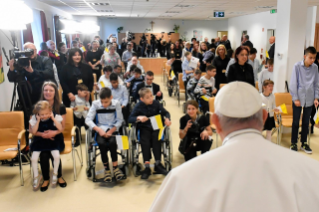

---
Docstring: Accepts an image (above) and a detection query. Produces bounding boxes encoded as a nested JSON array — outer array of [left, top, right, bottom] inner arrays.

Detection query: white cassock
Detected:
[[149, 129, 319, 212]]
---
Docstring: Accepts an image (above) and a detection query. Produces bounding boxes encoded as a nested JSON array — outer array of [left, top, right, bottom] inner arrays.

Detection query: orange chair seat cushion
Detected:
[[0, 144, 26, 160], [60, 141, 72, 154]]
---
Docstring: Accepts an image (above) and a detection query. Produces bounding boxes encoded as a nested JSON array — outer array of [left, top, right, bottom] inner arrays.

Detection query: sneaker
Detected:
[[113, 168, 124, 181], [141, 167, 151, 180], [290, 143, 298, 152], [154, 163, 168, 176], [103, 170, 112, 183], [301, 143, 312, 154]]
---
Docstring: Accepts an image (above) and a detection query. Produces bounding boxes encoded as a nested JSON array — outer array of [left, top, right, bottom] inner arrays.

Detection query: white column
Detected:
[[273, 0, 309, 93], [306, 6, 317, 48]]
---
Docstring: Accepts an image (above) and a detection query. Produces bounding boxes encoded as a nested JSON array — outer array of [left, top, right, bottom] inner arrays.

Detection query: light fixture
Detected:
[[0, 1, 33, 30]]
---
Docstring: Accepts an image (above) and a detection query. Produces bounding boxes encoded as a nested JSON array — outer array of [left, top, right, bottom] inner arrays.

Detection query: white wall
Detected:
[[99, 18, 228, 42], [0, 0, 73, 112]]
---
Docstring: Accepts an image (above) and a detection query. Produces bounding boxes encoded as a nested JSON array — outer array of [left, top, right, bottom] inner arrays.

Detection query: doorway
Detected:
[[266, 29, 276, 51], [217, 31, 228, 39]]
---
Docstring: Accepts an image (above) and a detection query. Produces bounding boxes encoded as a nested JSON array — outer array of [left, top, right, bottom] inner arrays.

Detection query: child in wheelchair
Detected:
[[85, 87, 125, 182], [125, 67, 145, 102], [128, 88, 171, 180], [194, 65, 217, 114], [186, 69, 202, 100]]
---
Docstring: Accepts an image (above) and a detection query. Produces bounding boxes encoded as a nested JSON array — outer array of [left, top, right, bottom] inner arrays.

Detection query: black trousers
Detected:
[[291, 102, 312, 144], [40, 151, 62, 181], [199, 98, 209, 114], [140, 128, 161, 162], [184, 137, 212, 161], [122, 106, 129, 125], [74, 116, 88, 146], [96, 132, 118, 164]]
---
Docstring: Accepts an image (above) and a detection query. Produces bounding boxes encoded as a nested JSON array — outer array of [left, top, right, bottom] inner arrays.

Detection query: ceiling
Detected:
[[38, 0, 319, 20]]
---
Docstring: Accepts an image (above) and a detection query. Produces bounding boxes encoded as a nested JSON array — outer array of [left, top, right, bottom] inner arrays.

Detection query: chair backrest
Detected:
[[255, 81, 259, 91], [58, 84, 63, 104], [274, 93, 293, 116], [219, 83, 227, 89], [178, 73, 185, 91], [91, 73, 97, 101], [0, 112, 25, 146], [201, 72, 206, 77], [63, 108, 74, 141]]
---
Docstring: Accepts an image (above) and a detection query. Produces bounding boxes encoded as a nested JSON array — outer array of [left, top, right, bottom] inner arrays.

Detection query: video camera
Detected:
[[126, 31, 135, 42], [2, 47, 34, 71]]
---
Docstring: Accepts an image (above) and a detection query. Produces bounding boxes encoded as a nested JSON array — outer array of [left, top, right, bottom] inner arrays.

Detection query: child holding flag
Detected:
[[128, 88, 171, 180], [85, 87, 125, 182], [261, 80, 278, 141]]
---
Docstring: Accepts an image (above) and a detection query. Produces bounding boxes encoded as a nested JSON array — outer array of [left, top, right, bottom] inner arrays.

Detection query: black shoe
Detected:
[[58, 178, 67, 188], [141, 167, 151, 180], [40, 180, 50, 192], [290, 143, 298, 152], [301, 143, 312, 154], [154, 163, 168, 176]]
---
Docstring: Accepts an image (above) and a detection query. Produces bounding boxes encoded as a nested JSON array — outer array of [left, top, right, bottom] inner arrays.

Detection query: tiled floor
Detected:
[[1, 76, 319, 212]]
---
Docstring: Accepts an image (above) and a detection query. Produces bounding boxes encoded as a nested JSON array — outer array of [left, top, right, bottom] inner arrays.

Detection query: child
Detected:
[[186, 69, 202, 100], [182, 52, 195, 100], [71, 84, 90, 145], [136, 71, 163, 101], [194, 65, 217, 114], [289, 46, 319, 153], [110, 73, 129, 123], [85, 87, 125, 182], [128, 88, 171, 180], [124, 64, 137, 79], [261, 80, 278, 141], [113, 65, 124, 84], [258, 59, 274, 93], [96, 66, 112, 90], [125, 68, 144, 101], [30, 101, 64, 190]]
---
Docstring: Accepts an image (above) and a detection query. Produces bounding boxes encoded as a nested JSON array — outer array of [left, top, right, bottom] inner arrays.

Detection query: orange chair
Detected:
[[219, 83, 227, 89], [0, 112, 27, 186], [178, 73, 186, 106], [29, 108, 83, 181], [208, 97, 219, 148], [91, 73, 97, 101]]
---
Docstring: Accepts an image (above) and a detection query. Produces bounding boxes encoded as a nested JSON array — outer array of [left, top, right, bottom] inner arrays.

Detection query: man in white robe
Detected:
[[149, 82, 319, 212]]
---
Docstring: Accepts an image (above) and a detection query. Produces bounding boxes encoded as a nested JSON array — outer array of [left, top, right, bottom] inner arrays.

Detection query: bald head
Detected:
[[269, 36, 275, 44]]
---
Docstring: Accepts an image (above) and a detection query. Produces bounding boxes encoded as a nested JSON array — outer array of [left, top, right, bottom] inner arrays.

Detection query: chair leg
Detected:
[[79, 131, 83, 166], [279, 126, 283, 146], [72, 136, 77, 181], [18, 140, 24, 186]]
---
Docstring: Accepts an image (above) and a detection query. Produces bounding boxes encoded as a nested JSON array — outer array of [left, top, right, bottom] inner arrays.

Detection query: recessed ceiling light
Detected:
[[90, 3, 110, 6], [165, 11, 180, 13]]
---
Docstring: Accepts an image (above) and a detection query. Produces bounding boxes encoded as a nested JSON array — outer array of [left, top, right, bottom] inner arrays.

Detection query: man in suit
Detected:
[[221, 35, 232, 50], [266, 36, 276, 64], [204, 37, 210, 48], [136, 70, 163, 101], [215, 37, 221, 46], [242, 34, 253, 50]]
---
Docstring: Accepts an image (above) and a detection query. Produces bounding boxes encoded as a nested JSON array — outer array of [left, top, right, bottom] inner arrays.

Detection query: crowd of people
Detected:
[[5, 31, 319, 201]]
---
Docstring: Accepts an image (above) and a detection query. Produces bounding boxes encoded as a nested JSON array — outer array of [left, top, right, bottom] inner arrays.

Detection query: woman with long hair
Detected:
[[212, 44, 230, 90]]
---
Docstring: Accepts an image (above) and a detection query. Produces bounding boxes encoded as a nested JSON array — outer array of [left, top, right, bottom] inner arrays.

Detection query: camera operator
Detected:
[[7, 42, 56, 105], [179, 100, 213, 161]]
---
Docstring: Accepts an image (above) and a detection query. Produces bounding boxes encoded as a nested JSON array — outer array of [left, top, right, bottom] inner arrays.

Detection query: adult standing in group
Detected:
[[86, 40, 103, 81], [190, 38, 197, 49], [182, 52, 195, 100], [222, 35, 232, 51], [204, 37, 210, 49], [167, 43, 175, 60], [122, 43, 135, 70], [59, 48, 93, 107], [57, 42, 68, 67], [227, 46, 255, 87], [266, 36, 276, 65], [242, 34, 254, 49], [101, 45, 122, 69], [179, 100, 212, 161], [150, 81, 319, 212], [249, 48, 264, 82], [213, 44, 230, 90], [215, 37, 221, 46], [174, 40, 182, 59], [33, 81, 67, 192], [46, 40, 63, 70]]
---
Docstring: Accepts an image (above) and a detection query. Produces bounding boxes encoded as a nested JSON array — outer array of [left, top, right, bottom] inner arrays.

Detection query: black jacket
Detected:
[[58, 63, 93, 107], [7, 55, 55, 105], [212, 55, 230, 89], [128, 100, 170, 129], [267, 43, 275, 63], [242, 40, 254, 49], [227, 62, 255, 87], [136, 82, 163, 100]]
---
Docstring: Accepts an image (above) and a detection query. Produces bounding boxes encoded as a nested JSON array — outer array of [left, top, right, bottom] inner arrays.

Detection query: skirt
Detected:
[[31, 134, 65, 152], [263, 114, 275, 131]]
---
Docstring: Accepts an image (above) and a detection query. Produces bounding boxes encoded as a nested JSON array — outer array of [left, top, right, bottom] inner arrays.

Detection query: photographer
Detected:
[[179, 100, 212, 161], [7, 42, 55, 105]]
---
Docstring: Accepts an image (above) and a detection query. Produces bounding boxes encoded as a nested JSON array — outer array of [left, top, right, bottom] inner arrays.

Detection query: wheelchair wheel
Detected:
[[168, 87, 173, 97]]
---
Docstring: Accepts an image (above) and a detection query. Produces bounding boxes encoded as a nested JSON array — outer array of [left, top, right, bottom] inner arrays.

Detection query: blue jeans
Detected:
[[291, 102, 312, 144]]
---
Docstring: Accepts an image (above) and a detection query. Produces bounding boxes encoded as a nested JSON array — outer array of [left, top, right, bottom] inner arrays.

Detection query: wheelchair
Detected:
[[129, 124, 173, 177], [85, 109, 130, 183]]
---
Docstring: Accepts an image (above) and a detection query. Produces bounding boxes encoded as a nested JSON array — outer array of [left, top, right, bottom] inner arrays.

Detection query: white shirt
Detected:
[[126, 60, 145, 74], [98, 75, 123, 90], [261, 93, 276, 117], [70, 95, 90, 119], [258, 69, 274, 93], [150, 129, 319, 212]]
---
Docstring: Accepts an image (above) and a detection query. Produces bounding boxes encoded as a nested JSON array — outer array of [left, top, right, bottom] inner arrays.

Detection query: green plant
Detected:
[[173, 24, 180, 33], [145, 28, 151, 32], [181, 35, 187, 41], [117, 26, 123, 33]]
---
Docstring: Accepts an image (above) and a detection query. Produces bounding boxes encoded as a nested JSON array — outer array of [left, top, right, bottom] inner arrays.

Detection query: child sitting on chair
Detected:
[[186, 69, 202, 100], [85, 87, 125, 182], [30, 101, 64, 190], [70, 84, 90, 146], [125, 68, 144, 101], [261, 80, 278, 141], [128, 88, 171, 180], [194, 65, 217, 114]]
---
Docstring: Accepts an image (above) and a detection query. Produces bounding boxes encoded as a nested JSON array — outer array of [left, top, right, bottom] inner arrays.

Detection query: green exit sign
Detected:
[[270, 9, 277, 14]]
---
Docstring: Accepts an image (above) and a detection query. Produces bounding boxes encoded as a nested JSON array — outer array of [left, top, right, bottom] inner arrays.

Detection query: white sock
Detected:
[[51, 150, 60, 179], [266, 131, 272, 141], [31, 151, 41, 178]]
